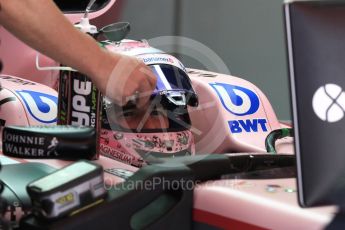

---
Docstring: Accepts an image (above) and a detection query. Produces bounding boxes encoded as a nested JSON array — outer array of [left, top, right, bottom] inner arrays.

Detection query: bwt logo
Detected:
[[210, 83, 268, 133], [17, 90, 58, 124], [312, 84, 345, 123], [229, 119, 268, 133], [210, 83, 260, 116]]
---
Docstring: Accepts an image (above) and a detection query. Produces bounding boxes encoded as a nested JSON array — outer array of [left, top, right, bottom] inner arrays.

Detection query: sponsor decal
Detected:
[[141, 56, 175, 65], [2, 132, 59, 157], [71, 79, 95, 126], [140, 55, 187, 73], [187, 70, 217, 78], [100, 143, 134, 165], [58, 72, 101, 132], [47, 137, 59, 156], [0, 75, 35, 85], [16, 90, 57, 124], [210, 83, 259, 116], [210, 83, 268, 133], [229, 119, 268, 133]]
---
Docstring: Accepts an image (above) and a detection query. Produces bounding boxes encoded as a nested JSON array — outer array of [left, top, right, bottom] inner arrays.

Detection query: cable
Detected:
[[35, 53, 76, 72], [265, 128, 294, 154]]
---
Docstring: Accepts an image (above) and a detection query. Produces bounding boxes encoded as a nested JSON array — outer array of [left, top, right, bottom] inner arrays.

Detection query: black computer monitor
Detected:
[[285, 0, 345, 207]]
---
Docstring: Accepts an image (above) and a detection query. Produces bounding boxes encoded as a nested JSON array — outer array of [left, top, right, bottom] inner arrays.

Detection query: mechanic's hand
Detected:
[[94, 52, 157, 111]]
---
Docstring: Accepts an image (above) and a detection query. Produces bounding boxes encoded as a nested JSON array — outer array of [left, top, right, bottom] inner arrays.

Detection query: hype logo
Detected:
[[17, 90, 58, 124], [312, 84, 345, 123], [210, 83, 260, 116]]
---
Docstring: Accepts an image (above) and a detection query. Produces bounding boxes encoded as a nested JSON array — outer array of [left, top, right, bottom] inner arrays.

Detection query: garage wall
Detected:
[[119, 0, 291, 120]]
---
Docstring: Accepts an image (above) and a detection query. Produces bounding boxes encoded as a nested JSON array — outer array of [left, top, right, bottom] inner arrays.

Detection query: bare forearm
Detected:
[[0, 0, 117, 85]]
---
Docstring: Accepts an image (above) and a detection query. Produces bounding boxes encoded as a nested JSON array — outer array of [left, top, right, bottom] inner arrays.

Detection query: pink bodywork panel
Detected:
[[0, 75, 58, 127], [194, 177, 335, 229], [187, 68, 293, 155]]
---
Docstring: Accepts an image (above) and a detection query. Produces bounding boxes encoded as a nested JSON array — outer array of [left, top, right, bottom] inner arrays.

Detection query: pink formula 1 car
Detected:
[[0, 1, 335, 229]]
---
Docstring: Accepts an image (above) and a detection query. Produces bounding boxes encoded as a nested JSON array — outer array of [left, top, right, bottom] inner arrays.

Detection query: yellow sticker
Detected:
[[56, 193, 74, 205]]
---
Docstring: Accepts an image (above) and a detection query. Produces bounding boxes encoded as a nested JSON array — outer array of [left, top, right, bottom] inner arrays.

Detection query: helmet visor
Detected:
[[150, 64, 198, 107]]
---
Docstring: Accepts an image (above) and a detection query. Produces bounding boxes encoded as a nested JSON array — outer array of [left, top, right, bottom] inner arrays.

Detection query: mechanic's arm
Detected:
[[0, 0, 156, 108]]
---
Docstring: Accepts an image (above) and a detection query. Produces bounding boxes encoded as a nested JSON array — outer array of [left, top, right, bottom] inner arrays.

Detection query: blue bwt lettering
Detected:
[[229, 119, 268, 133]]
